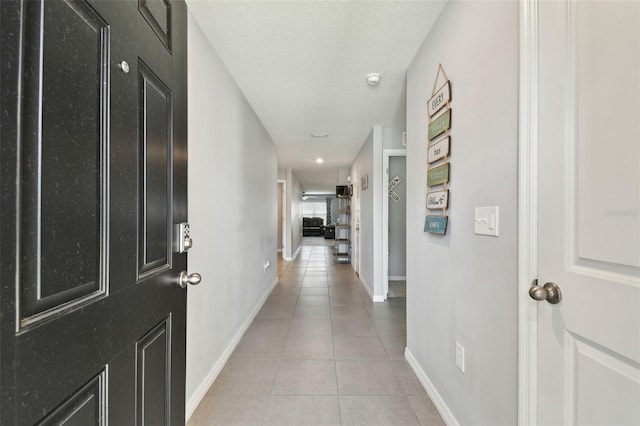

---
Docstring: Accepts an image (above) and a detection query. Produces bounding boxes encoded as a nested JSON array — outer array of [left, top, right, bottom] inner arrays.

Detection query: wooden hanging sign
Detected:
[[428, 137, 450, 164], [424, 215, 448, 235], [428, 108, 451, 141], [388, 175, 402, 190], [426, 189, 449, 210], [427, 162, 449, 187], [428, 81, 451, 117]]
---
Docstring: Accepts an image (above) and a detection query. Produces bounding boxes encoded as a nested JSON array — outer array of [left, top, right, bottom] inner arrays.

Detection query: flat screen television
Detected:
[[336, 185, 349, 197]]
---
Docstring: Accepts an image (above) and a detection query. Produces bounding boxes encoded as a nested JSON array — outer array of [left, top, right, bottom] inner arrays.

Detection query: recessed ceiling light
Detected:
[[316, 158, 324, 164], [311, 132, 328, 138]]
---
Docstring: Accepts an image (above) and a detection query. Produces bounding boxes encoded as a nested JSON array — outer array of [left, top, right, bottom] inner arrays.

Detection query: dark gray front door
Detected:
[[0, 0, 188, 424]]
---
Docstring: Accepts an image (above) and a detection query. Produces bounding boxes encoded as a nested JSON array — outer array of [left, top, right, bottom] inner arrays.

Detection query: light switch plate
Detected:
[[474, 206, 499, 236]]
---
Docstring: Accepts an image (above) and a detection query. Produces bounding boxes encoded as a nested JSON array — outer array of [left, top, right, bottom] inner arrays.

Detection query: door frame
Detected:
[[277, 179, 287, 257], [382, 149, 406, 300], [518, 0, 538, 424], [352, 166, 361, 277]]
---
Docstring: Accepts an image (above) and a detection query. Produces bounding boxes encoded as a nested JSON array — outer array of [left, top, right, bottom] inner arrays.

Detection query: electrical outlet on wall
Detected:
[[263, 260, 270, 272], [455, 342, 465, 373]]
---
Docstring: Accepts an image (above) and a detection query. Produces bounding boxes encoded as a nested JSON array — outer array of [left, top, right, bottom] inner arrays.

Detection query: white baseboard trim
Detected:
[[359, 277, 386, 303], [388, 275, 406, 281], [405, 348, 460, 426], [283, 244, 302, 262], [359, 277, 374, 299], [185, 276, 279, 422]]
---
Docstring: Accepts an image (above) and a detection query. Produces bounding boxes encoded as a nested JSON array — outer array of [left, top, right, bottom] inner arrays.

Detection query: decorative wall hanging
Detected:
[[428, 137, 450, 164], [424, 215, 448, 235], [425, 64, 451, 235], [388, 175, 402, 190], [388, 175, 402, 203], [426, 189, 449, 210], [426, 163, 449, 187]]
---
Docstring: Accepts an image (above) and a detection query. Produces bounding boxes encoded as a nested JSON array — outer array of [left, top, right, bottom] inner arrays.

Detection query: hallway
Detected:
[[188, 244, 443, 425]]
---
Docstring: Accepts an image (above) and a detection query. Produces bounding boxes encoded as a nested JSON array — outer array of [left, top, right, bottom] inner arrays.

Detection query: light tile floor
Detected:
[[188, 245, 444, 426]]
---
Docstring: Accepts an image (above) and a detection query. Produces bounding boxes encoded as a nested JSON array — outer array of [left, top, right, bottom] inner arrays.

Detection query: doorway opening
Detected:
[[383, 149, 407, 299]]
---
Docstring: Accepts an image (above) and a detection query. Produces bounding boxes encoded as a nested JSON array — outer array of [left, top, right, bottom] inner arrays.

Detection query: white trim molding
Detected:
[[405, 348, 460, 426], [284, 244, 302, 262], [518, 0, 539, 425], [185, 276, 279, 422], [277, 179, 287, 259], [388, 275, 406, 281], [359, 276, 385, 302], [382, 148, 407, 301]]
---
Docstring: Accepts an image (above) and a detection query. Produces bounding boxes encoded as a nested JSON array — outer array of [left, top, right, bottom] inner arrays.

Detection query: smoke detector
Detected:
[[366, 73, 381, 86]]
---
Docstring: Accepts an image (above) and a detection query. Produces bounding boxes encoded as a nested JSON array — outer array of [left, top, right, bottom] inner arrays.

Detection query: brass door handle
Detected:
[[529, 281, 562, 304]]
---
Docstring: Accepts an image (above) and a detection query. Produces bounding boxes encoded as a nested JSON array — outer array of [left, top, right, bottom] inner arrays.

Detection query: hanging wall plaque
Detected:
[[424, 63, 451, 235], [426, 189, 449, 210], [428, 81, 451, 117], [428, 137, 450, 164], [427, 162, 449, 187], [428, 108, 451, 141], [424, 216, 448, 235], [388, 176, 402, 190]]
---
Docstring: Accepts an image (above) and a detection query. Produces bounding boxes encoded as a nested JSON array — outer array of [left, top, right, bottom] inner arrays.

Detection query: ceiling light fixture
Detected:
[[311, 132, 328, 138], [316, 158, 324, 164], [366, 72, 381, 86]]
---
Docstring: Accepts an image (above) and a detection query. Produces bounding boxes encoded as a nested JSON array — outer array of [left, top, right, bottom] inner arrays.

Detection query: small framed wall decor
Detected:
[[362, 174, 368, 190]]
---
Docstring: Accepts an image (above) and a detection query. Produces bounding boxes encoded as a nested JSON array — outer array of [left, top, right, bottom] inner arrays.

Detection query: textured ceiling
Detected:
[[187, 0, 446, 192]]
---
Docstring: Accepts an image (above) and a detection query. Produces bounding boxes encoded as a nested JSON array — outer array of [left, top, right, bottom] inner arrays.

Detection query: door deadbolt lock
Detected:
[[175, 222, 192, 253]]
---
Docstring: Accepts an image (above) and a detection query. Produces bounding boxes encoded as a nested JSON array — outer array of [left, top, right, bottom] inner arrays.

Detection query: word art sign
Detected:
[[389, 190, 401, 203], [388, 176, 402, 190], [428, 81, 451, 117], [424, 216, 448, 235], [427, 162, 449, 187], [426, 190, 449, 210], [428, 108, 451, 141], [428, 137, 450, 164]]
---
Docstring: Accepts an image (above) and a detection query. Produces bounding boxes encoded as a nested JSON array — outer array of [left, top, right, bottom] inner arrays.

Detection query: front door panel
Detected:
[[19, 0, 109, 326], [0, 1, 188, 424]]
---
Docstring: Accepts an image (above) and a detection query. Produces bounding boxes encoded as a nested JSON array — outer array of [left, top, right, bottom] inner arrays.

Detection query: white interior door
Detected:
[[536, 1, 640, 424]]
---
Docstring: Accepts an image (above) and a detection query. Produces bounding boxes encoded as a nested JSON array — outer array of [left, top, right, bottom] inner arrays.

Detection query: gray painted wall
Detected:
[[350, 127, 384, 298], [388, 156, 406, 278], [186, 12, 278, 415], [277, 182, 283, 250], [383, 127, 405, 149], [406, 1, 519, 424], [287, 169, 303, 259], [350, 129, 374, 295]]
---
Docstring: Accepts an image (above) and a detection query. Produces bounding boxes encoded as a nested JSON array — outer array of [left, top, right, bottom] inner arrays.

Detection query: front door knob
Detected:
[[178, 271, 201, 288], [529, 281, 562, 304]]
